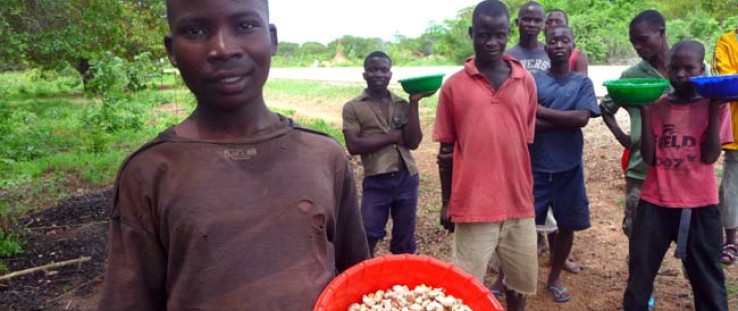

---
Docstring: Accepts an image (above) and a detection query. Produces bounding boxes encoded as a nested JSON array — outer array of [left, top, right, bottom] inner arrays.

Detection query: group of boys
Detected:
[[93, 0, 736, 310], [435, 1, 599, 309]]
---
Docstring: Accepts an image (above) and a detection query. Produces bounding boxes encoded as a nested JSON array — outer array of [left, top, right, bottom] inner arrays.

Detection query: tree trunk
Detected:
[[75, 58, 93, 91]]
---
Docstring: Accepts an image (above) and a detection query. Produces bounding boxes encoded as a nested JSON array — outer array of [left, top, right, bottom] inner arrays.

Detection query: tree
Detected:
[[0, 0, 166, 85], [426, 8, 474, 64], [328, 36, 384, 60]]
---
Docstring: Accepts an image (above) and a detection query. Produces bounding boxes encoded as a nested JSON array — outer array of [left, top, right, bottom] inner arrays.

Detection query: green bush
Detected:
[[0, 231, 22, 258], [0, 201, 22, 258], [81, 52, 163, 152]]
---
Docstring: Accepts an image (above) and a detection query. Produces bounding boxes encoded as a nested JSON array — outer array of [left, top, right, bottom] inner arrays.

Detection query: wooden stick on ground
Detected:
[[0, 256, 91, 282]]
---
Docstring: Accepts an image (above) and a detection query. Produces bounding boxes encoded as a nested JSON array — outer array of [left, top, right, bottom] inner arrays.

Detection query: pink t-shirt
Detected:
[[432, 55, 537, 222], [641, 97, 734, 208]]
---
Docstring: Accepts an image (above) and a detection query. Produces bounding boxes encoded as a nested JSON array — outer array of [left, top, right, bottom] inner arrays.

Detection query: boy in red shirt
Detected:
[[623, 40, 731, 311], [434, 1, 538, 310]]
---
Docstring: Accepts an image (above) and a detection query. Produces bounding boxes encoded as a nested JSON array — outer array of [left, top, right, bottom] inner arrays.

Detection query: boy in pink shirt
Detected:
[[623, 40, 731, 311]]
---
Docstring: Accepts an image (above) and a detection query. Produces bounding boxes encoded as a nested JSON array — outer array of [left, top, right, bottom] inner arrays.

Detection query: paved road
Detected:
[[270, 65, 630, 97]]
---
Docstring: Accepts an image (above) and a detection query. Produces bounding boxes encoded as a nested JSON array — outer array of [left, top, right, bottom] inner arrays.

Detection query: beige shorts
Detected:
[[720, 150, 738, 229], [452, 218, 538, 296]]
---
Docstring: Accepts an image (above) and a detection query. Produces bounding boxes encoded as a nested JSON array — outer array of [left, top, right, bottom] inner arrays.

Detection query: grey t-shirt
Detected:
[[506, 44, 550, 75]]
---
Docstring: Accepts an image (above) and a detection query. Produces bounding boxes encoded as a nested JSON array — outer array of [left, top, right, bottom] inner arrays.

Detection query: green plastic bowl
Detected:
[[603, 78, 670, 105], [398, 74, 445, 95]]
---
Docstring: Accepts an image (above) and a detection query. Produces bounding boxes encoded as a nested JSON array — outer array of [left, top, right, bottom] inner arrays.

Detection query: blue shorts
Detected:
[[534, 165, 590, 231]]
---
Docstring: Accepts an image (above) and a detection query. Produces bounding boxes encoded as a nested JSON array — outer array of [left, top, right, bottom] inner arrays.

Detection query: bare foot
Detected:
[[563, 259, 581, 274]]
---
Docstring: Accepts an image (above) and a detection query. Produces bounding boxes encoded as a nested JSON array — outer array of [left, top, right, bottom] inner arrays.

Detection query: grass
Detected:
[[0, 72, 353, 216], [1, 72, 182, 212], [1, 71, 438, 216], [264, 80, 363, 102]]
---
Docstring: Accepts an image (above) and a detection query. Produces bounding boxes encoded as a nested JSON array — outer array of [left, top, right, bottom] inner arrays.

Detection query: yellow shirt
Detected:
[[713, 30, 738, 150]]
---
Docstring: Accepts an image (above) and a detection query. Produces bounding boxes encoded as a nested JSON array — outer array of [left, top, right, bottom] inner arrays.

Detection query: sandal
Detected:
[[490, 289, 504, 299], [721, 244, 738, 265], [546, 285, 571, 303]]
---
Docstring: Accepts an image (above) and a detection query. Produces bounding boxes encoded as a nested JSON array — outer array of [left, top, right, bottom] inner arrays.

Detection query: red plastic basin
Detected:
[[314, 254, 504, 311]]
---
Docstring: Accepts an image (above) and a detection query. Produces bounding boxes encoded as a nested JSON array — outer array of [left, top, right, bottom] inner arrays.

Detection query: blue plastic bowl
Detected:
[[689, 75, 738, 100]]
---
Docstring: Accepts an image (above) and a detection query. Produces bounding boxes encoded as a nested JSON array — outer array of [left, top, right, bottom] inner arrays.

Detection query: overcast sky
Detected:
[[269, 0, 481, 44]]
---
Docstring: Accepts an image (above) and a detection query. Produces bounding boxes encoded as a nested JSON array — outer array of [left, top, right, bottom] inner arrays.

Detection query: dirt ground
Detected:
[[0, 89, 736, 310]]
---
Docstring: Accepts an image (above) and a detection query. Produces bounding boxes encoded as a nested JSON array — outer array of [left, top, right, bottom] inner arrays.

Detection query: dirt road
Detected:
[[270, 65, 628, 97]]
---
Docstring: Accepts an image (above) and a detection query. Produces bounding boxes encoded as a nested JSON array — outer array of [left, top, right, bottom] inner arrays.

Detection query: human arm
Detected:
[[343, 129, 403, 155], [333, 158, 370, 272], [536, 106, 592, 130], [639, 106, 655, 166], [701, 100, 724, 164], [437, 143, 454, 232], [96, 167, 166, 311], [535, 77, 598, 130], [401, 93, 433, 150], [573, 50, 589, 76], [432, 86, 455, 233], [600, 99, 632, 148], [342, 103, 402, 155]]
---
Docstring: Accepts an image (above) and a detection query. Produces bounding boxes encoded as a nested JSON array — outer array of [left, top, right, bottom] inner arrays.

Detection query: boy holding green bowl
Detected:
[[600, 9, 671, 243], [342, 51, 432, 257]]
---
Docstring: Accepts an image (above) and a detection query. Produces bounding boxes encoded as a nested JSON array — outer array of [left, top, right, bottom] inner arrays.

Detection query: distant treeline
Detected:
[[1, 0, 736, 77], [273, 0, 738, 67]]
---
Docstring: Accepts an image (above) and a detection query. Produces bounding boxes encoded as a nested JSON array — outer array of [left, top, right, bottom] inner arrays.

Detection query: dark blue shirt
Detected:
[[530, 72, 601, 173]]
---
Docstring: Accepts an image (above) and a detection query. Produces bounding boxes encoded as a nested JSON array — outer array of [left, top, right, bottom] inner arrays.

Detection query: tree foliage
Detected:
[[0, 0, 166, 78], [1, 0, 736, 69]]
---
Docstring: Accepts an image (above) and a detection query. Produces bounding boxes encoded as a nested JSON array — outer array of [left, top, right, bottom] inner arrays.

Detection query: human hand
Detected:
[[440, 203, 455, 233], [709, 98, 726, 109], [409, 92, 435, 104], [392, 130, 405, 145]]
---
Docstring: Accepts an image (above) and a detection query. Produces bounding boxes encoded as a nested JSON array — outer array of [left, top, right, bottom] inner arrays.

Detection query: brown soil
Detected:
[[1, 91, 736, 310]]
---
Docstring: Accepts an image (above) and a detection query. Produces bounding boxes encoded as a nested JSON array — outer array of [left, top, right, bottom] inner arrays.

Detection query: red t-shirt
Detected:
[[641, 97, 734, 208], [433, 55, 537, 222]]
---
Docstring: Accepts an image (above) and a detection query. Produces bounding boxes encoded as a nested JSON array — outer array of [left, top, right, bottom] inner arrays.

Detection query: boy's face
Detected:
[[668, 50, 704, 92], [544, 12, 567, 31], [470, 13, 510, 64], [363, 57, 392, 92], [545, 28, 573, 63], [165, 0, 278, 110], [629, 21, 664, 62], [516, 6, 544, 37]]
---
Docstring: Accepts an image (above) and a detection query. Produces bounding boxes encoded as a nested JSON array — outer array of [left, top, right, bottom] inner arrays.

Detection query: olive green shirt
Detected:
[[342, 90, 418, 177], [601, 60, 671, 181]]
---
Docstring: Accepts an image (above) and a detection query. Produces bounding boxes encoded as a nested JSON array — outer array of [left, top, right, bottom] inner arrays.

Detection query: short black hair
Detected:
[[629, 9, 665, 31], [546, 8, 568, 24], [671, 40, 705, 60], [545, 25, 573, 40], [363, 51, 392, 68], [473, 0, 510, 21], [166, 0, 270, 25], [518, 1, 543, 16]]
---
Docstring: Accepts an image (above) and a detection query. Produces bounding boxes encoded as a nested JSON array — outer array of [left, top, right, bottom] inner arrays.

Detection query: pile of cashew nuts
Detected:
[[347, 284, 472, 311]]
